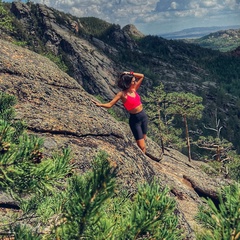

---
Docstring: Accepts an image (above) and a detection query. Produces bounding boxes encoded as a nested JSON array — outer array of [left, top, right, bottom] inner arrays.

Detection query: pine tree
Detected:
[[143, 83, 166, 152], [195, 111, 240, 179], [166, 92, 204, 161], [115, 180, 182, 240], [0, 92, 74, 238], [55, 174, 182, 240], [0, 96, 73, 195], [195, 183, 240, 240], [143, 83, 183, 152], [0, 0, 14, 32], [55, 151, 117, 239]]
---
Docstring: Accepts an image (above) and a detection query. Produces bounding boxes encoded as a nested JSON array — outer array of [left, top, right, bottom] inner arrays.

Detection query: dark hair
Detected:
[[117, 73, 134, 90]]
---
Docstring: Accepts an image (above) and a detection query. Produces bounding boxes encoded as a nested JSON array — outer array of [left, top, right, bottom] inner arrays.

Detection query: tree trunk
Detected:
[[158, 105, 164, 153], [216, 145, 220, 161], [184, 115, 191, 162]]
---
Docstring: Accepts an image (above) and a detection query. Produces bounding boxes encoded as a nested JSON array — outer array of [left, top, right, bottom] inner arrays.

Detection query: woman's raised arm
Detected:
[[122, 71, 144, 91], [130, 72, 144, 90]]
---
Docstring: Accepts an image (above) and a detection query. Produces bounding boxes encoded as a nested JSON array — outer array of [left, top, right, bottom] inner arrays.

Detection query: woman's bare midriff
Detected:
[[128, 104, 143, 114]]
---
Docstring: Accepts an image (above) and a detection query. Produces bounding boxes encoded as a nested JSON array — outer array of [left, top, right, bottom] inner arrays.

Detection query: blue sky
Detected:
[[4, 0, 240, 35]]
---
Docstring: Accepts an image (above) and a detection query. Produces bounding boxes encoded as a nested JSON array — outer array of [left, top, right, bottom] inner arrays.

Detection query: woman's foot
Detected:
[[145, 152, 163, 162]]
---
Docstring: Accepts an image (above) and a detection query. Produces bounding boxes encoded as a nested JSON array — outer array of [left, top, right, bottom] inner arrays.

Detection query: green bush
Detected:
[[0, 92, 73, 195], [195, 183, 240, 240], [56, 173, 182, 240], [0, 0, 14, 32], [0, 91, 74, 238]]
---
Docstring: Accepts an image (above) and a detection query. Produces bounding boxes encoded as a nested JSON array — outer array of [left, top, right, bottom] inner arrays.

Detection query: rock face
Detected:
[[0, 39, 231, 239], [8, 1, 207, 96], [10, 1, 122, 100], [122, 24, 145, 38]]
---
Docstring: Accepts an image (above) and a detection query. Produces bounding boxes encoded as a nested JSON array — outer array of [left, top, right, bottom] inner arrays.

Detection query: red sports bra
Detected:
[[123, 91, 142, 111]]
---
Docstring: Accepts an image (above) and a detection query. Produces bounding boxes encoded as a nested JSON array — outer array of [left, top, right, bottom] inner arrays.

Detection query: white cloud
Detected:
[[223, 0, 240, 9], [201, 0, 218, 7], [126, 0, 149, 5], [31, 0, 240, 34], [171, 2, 178, 10]]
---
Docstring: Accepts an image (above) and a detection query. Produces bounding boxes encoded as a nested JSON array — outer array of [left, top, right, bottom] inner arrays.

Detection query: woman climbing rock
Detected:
[[92, 71, 148, 153]]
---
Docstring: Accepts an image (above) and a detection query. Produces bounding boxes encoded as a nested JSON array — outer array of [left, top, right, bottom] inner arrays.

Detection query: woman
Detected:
[[92, 71, 148, 153]]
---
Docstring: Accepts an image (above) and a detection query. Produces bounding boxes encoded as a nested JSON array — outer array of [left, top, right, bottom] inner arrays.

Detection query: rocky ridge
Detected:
[[9, 1, 209, 95], [0, 38, 231, 239], [122, 24, 145, 38]]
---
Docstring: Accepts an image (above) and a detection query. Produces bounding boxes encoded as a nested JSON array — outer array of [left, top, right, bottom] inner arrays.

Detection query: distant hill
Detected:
[[159, 25, 240, 40], [185, 29, 240, 52]]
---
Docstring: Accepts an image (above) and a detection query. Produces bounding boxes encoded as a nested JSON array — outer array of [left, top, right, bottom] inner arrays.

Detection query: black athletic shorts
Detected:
[[129, 110, 148, 140]]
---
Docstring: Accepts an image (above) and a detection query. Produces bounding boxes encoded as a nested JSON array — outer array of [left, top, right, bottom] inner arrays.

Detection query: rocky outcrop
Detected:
[[0, 39, 231, 239], [9, 2, 117, 99], [9, 2, 142, 100], [122, 24, 145, 38]]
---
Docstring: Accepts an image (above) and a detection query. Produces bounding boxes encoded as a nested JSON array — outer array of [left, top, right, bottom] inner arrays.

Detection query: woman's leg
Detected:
[[142, 113, 148, 141], [129, 111, 148, 153], [141, 112, 148, 152], [136, 138, 146, 153]]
